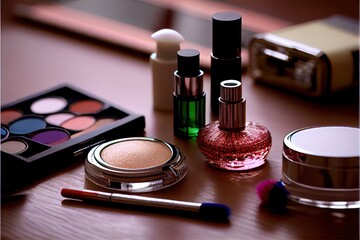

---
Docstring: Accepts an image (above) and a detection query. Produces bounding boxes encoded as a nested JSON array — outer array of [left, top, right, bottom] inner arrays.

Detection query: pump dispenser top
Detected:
[[152, 29, 184, 59], [150, 29, 184, 111], [219, 80, 246, 131]]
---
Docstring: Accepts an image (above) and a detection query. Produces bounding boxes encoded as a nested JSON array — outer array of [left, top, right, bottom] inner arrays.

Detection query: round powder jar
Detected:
[[282, 126, 359, 209], [85, 137, 187, 192]]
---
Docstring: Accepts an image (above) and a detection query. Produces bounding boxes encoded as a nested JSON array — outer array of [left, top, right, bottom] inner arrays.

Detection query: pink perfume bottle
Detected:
[[197, 80, 272, 171]]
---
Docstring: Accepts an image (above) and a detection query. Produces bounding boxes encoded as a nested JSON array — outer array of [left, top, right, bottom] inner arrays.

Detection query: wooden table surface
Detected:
[[1, 1, 359, 239]]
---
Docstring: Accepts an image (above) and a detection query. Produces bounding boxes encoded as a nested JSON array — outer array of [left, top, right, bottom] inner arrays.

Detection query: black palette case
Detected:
[[1, 84, 145, 193]]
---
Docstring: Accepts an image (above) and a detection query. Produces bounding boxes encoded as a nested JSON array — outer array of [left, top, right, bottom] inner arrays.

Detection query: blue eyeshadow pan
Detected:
[[1, 126, 9, 139], [9, 116, 47, 135]]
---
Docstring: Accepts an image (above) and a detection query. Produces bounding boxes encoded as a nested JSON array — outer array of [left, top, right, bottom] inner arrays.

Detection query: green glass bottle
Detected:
[[173, 49, 206, 138]]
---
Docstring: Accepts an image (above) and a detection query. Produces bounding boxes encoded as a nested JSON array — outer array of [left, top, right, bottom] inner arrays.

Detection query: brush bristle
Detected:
[[256, 179, 289, 212], [199, 203, 231, 220]]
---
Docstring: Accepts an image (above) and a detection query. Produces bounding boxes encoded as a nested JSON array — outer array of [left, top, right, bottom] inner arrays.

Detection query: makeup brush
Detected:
[[61, 188, 231, 220], [256, 179, 290, 212]]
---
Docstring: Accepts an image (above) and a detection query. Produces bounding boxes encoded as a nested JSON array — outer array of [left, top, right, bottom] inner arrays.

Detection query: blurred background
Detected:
[[223, 0, 358, 23], [4, 0, 358, 21], [3, 0, 358, 69]]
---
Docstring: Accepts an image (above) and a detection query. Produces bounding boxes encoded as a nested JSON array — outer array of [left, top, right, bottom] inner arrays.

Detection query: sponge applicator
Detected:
[[256, 179, 289, 212], [150, 29, 184, 111]]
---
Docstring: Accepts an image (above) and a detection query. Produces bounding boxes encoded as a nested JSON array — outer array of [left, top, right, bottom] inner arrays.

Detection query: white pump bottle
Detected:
[[150, 29, 184, 111]]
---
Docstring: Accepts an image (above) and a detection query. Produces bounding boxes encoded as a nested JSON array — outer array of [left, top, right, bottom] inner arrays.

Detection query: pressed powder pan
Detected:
[[85, 137, 188, 192]]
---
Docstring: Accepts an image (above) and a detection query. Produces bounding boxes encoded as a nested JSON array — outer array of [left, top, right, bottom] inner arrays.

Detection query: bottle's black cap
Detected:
[[212, 12, 242, 59], [177, 49, 200, 77]]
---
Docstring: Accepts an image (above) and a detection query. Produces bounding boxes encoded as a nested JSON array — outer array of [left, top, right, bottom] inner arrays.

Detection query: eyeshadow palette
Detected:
[[1, 84, 145, 193]]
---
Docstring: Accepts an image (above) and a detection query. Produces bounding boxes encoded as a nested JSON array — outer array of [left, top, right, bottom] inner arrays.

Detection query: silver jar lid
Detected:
[[283, 126, 359, 169]]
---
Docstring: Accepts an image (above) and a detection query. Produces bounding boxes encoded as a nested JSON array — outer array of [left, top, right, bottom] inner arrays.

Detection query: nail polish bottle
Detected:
[[211, 12, 242, 114], [174, 49, 205, 138], [197, 80, 272, 170], [150, 29, 184, 111]]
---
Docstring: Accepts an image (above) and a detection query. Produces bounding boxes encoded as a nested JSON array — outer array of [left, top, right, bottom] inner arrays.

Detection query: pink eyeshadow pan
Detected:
[[101, 140, 172, 169], [61, 116, 96, 131], [71, 118, 115, 138], [45, 113, 75, 126]]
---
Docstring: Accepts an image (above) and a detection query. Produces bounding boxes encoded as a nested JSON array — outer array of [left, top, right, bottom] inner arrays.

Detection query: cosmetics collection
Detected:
[[170, 12, 272, 172], [2, 11, 359, 219]]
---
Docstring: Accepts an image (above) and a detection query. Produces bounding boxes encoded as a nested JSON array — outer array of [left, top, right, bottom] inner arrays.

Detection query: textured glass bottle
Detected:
[[197, 80, 271, 170], [174, 49, 205, 138]]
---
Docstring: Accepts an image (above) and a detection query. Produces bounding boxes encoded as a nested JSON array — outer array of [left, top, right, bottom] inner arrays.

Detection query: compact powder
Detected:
[[69, 99, 103, 114], [85, 137, 187, 192], [30, 97, 67, 114], [101, 140, 172, 169]]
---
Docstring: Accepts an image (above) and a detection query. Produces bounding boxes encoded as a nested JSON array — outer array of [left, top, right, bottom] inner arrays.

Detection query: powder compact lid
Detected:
[[85, 137, 187, 192]]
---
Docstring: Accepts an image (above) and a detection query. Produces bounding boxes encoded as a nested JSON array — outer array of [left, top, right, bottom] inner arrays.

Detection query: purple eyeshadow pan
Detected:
[[31, 129, 70, 146]]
